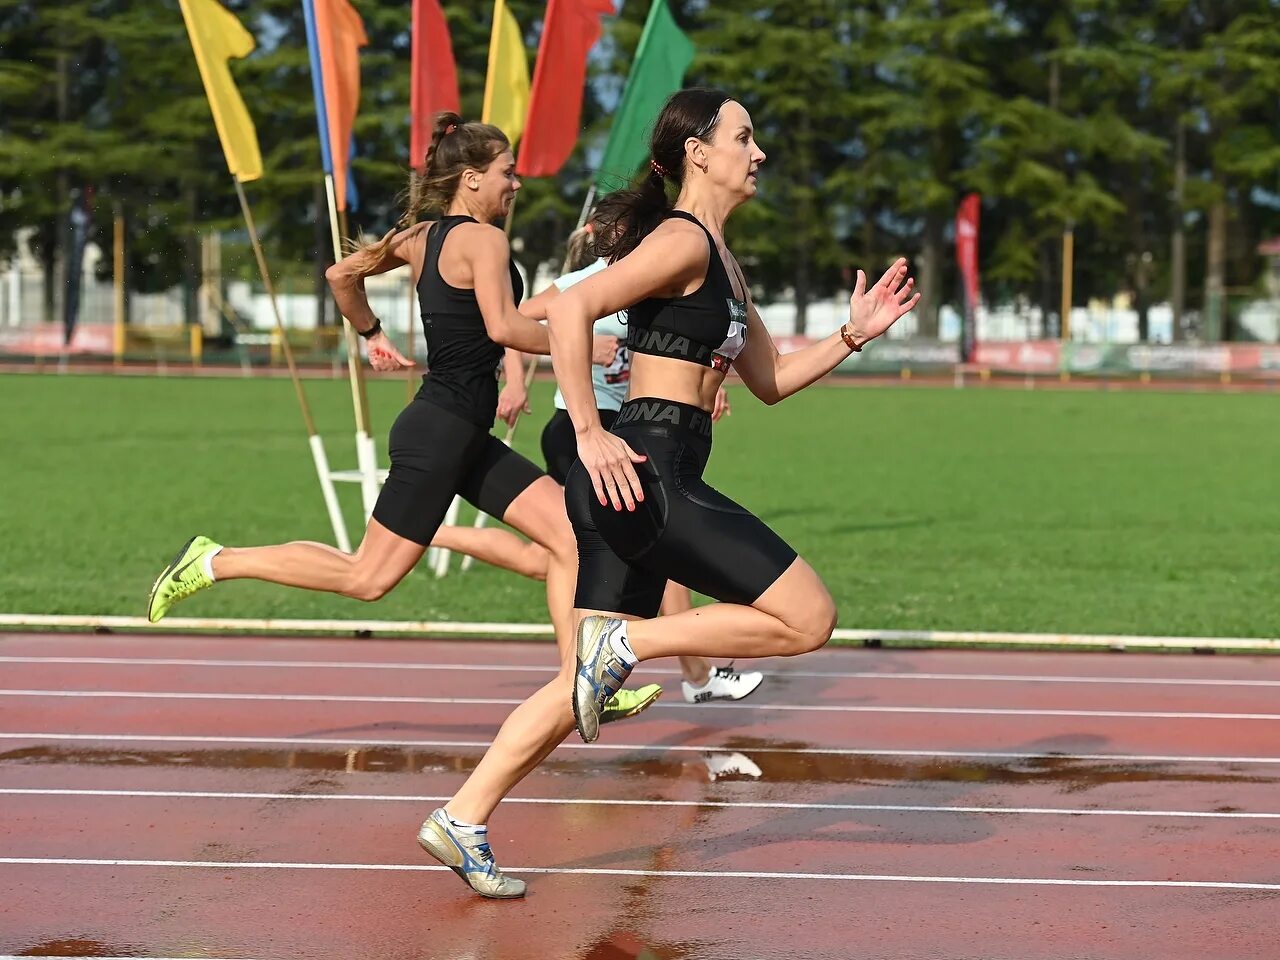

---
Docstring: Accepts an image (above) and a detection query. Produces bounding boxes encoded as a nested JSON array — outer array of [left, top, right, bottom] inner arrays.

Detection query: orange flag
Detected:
[[312, 0, 367, 211]]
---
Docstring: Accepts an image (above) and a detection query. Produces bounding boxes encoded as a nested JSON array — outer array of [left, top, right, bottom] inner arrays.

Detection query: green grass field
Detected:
[[2, 373, 1276, 637]]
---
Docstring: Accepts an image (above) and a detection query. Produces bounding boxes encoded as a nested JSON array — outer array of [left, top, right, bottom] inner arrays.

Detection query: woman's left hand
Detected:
[[496, 382, 531, 428], [846, 258, 921, 347]]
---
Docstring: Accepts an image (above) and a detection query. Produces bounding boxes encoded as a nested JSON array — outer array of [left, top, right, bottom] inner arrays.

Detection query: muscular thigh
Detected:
[[642, 452, 797, 607], [372, 399, 488, 546]]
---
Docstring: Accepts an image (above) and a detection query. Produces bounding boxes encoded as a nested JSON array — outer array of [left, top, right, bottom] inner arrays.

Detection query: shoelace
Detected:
[[713, 663, 740, 681], [171, 577, 204, 599]]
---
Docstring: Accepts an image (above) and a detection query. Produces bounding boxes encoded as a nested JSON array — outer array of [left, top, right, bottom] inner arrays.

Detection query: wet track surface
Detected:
[[0, 634, 1277, 959]]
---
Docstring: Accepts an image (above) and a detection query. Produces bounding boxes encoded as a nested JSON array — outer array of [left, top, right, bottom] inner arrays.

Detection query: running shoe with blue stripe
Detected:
[[416, 808, 526, 899], [573, 615, 633, 744]]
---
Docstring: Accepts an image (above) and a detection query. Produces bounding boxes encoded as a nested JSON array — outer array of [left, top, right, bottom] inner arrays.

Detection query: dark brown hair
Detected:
[[593, 88, 733, 262], [347, 111, 509, 274]]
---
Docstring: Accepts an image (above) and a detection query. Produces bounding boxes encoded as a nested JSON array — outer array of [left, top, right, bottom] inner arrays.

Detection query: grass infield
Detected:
[[2, 373, 1276, 638]]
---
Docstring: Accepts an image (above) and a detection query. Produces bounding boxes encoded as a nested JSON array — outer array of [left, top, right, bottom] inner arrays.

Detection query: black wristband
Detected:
[[357, 318, 382, 340]]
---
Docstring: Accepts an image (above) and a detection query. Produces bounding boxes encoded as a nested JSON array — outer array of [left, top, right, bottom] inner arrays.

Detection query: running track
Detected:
[[0, 633, 1276, 960]]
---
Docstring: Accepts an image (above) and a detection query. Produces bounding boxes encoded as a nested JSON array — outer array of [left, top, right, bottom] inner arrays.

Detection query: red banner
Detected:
[[956, 193, 980, 311], [973, 341, 1062, 372], [410, 0, 460, 171]]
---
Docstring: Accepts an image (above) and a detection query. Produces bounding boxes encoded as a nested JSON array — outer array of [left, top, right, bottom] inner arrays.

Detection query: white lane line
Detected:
[[2, 857, 1278, 890], [2, 688, 1276, 721], [3, 732, 1278, 765], [5, 656, 1280, 689], [1, 788, 1275, 820]]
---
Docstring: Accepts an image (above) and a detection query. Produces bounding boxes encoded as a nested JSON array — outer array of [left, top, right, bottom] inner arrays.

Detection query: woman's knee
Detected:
[[539, 513, 577, 566], [346, 564, 406, 601], [518, 543, 551, 581], [776, 591, 837, 655]]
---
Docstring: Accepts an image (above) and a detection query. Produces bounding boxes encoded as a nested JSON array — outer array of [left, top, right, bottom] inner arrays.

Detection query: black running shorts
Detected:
[[373, 398, 545, 546], [565, 397, 797, 617]]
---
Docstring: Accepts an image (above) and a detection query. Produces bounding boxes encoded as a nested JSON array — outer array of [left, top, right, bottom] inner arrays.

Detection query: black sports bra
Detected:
[[625, 211, 748, 372]]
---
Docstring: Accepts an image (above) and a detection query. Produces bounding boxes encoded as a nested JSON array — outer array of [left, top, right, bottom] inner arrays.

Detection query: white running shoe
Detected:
[[681, 664, 764, 703]]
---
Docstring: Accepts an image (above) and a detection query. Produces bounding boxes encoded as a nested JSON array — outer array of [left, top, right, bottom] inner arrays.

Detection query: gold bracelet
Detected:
[[840, 323, 863, 353]]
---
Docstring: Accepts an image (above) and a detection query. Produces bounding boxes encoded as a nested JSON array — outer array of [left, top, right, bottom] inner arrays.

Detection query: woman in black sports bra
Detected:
[[145, 113, 585, 669], [416, 89, 920, 898]]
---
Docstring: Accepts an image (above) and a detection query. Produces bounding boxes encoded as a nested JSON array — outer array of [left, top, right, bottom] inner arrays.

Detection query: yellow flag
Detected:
[[481, 0, 530, 148], [178, 0, 263, 182]]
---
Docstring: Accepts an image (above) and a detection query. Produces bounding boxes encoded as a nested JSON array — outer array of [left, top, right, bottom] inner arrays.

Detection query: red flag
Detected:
[[515, 0, 614, 177], [956, 193, 981, 310], [410, 0, 460, 171], [313, 0, 367, 212]]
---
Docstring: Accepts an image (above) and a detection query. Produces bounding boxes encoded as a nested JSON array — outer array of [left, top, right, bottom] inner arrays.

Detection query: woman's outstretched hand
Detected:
[[846, 258, 920, 347], [577, 425, 647, 513], [366, 330, 414, 372]]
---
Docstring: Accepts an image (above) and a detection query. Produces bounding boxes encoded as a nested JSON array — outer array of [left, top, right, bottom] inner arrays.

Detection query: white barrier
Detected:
[[1, 615, 1275, 651]]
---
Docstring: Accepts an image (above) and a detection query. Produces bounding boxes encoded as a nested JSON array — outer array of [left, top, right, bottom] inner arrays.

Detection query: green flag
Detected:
[[594, 0, 695, 192]]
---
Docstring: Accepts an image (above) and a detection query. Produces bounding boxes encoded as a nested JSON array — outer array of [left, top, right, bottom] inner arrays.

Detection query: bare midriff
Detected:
[[626, 352, 727, 412]]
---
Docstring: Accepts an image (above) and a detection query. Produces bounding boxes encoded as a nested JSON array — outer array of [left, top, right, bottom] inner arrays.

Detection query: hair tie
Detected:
[[583, 222, 594, 235], [650, 159, 667, 178], [444, 123, 458, 136]]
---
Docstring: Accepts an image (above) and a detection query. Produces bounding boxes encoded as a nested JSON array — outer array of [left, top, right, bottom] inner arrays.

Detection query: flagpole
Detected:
[[234, 177, 351, 552], [336, 202, 374, 435], [323, 172, 380, 518], [576, 184, 596, 228]]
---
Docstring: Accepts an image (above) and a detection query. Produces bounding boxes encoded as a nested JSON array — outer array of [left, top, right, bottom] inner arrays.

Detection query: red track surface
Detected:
[[1, 633, 1277, 960]]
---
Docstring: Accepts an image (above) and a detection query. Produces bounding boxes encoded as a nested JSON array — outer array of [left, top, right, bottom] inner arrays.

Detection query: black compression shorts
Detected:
[[540, 407, 618, 486], [565, 397, 797, 617], [373, 397, 545, 546]]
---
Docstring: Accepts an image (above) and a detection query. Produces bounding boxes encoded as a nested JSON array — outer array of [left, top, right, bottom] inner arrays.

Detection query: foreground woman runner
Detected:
[[144, 112, 657, 719], [432, 218, 764, 706], [415, 88, 919, 898]]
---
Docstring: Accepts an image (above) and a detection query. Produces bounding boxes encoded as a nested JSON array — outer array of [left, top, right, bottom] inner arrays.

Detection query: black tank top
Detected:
[[625, 210, 748, 372], [416, 215, 525, 427]]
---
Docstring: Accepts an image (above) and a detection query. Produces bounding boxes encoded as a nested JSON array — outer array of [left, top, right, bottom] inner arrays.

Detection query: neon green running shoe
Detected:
[[601, 683, 662, 725], [147, 535, 220, 623]]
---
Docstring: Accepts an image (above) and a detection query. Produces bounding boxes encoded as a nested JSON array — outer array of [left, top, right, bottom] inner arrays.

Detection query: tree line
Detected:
[[2, 0, 1278, 339]]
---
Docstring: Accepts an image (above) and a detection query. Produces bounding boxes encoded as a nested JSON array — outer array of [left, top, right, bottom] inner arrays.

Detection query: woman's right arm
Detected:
[[546, 225, 706, 511], [325, 223, 427, 371]]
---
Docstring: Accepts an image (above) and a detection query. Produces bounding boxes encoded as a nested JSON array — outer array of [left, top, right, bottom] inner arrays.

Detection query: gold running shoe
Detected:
[[573, 615, 634, 744], [416, 808, 526, 899]]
